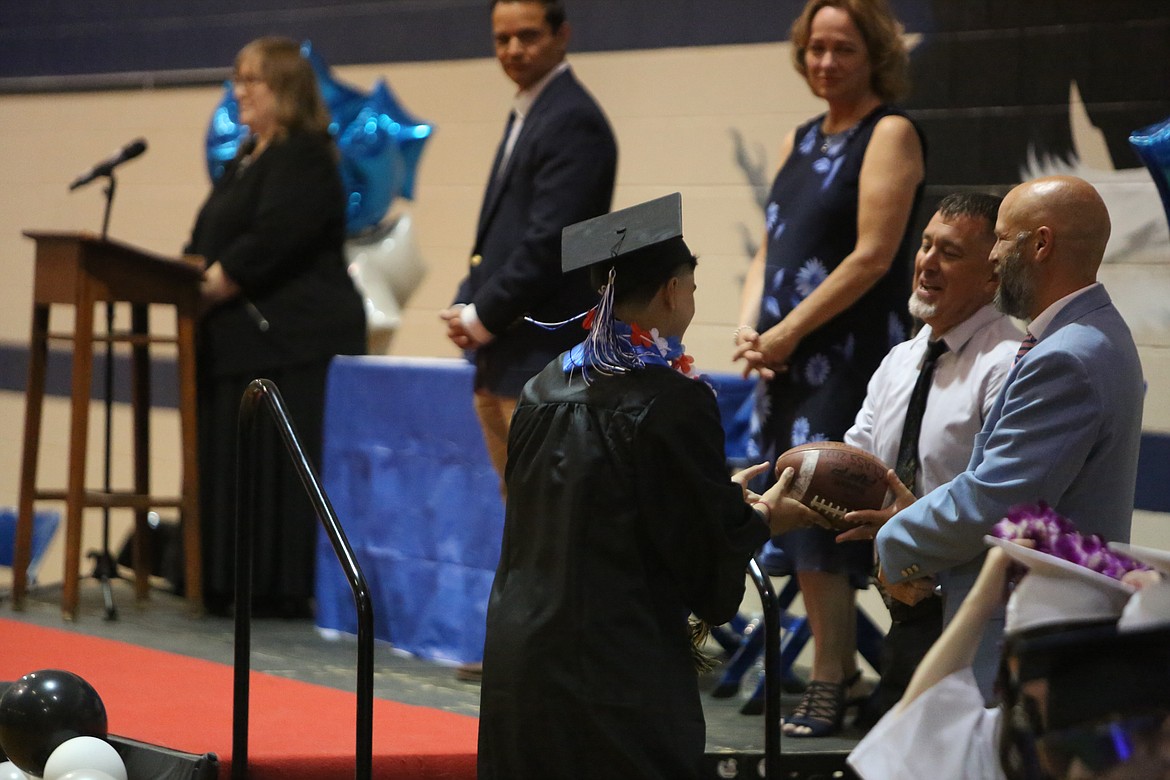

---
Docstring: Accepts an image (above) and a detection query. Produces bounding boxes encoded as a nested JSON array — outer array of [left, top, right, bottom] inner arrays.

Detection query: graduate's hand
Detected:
[[835, 469, 916, 543], [731, 461, 771, 505], [756, 467, 834, 535]]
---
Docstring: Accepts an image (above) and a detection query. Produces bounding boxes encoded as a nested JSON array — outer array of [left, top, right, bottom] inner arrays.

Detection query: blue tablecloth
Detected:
[[315, 355, 756, 663]]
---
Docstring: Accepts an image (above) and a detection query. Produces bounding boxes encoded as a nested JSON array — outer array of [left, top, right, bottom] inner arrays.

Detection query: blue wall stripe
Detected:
[[0, 344, 180, 410], [2, 340, 1169, 514], [0, 0, 791, 91]]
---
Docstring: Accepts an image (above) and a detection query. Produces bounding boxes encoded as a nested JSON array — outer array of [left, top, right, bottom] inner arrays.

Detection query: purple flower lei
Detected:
[[991, 501, 1147, 580]]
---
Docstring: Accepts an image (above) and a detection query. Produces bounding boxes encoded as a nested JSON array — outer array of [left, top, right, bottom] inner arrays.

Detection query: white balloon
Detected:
[[43, 737, 126, 780], [0, 761, 27, 780], [346, 210, 427, 349]]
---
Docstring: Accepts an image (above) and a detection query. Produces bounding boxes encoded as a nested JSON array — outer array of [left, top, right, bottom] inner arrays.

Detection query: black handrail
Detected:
[[748, 556, 780, 779], [233, 378, 374, 779]]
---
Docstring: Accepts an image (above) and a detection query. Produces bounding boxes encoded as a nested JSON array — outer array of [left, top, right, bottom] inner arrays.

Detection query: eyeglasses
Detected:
[[232, 73, 266, 89]]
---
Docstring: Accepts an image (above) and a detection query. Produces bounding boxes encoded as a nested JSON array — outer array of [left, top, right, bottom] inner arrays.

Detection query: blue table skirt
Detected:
[[315, 355, 755, 663]]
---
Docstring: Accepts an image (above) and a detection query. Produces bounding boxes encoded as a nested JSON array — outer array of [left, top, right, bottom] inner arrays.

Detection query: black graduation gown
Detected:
[[478, 360, 770, 779]]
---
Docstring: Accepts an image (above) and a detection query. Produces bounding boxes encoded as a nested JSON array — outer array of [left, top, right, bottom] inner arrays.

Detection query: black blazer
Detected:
[[187, 130, 366, 377], [456, 67, 618, 396]]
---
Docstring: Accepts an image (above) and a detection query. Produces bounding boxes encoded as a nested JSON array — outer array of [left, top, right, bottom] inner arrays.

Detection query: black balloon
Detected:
[[0, 669, 108, 777]]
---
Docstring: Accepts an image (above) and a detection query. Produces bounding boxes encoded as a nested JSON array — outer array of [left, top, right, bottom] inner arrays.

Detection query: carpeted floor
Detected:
[[0, 617, 479, 779]]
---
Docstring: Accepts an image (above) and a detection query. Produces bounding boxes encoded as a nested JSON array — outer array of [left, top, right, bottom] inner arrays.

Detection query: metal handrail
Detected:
[[233, 378, 374, 779], [748, 555, 780, 780]]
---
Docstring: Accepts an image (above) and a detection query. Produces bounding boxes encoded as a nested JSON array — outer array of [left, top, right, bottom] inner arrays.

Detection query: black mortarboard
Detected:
[[561, 192, 690, 275], [1017, 624, 1170, 730], [555, 193, 696, 380]]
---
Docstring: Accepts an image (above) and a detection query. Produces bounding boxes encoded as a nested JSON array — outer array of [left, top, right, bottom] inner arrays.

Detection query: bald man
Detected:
[[867, 176, 1145, 700]]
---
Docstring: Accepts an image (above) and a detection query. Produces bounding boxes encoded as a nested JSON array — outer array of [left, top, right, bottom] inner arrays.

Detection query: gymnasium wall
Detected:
[[1, 2, 1168, 588]]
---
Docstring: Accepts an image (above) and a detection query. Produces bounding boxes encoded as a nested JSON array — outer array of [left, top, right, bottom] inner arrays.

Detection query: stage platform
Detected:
[[1, 576, 867, 777]]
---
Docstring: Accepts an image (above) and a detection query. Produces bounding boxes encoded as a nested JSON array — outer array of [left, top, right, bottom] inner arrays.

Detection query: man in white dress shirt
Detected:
[[868, 176, 1144, 704], [836, 191, 1023, 729]]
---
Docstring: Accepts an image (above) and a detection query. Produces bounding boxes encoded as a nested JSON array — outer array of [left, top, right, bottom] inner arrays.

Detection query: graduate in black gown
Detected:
[[477, 194, 824, 779], [187, 37, 366, 617]]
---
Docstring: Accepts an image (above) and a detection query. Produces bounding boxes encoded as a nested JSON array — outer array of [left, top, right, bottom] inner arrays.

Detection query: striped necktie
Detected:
[[1014, 332, 1038, 366]]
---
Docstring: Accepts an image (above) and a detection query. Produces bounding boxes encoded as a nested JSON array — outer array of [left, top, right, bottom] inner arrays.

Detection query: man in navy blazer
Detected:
[[441, 0, 617, 494], [866, 176, 1144, 700]]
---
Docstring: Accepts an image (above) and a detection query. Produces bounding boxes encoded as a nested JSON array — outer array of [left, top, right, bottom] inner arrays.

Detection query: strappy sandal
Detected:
[[781, 679, 845, 738]]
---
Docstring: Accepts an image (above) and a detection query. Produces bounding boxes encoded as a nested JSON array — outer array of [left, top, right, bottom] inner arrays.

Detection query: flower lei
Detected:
[[564, 307, 702, 382], [991, 501, 1147, 580]]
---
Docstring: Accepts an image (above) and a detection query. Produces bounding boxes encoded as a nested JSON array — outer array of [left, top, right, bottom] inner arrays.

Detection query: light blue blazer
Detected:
[[878, 283, 1143, 606]]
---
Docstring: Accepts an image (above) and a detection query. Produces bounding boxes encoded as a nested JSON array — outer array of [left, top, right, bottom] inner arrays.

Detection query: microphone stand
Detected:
[[88, 171, 120, 620]]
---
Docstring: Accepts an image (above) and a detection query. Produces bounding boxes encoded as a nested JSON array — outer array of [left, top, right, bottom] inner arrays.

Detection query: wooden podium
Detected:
[[14, 231, 203, 619]]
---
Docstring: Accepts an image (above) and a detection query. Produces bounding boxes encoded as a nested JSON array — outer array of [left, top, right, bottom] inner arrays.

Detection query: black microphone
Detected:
[[68, 138, 148, 191]]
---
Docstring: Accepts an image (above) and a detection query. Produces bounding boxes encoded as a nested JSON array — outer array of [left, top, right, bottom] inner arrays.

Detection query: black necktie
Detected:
[[894, 339, 948, 494], [490, 111, 517, 182]]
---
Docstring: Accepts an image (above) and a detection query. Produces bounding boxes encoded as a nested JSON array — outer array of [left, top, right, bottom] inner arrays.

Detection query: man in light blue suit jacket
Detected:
[[870, 176, 1145, 700]]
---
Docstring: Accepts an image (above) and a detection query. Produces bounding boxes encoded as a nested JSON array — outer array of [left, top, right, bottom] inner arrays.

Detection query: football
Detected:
[[774, 442, 891, 530]]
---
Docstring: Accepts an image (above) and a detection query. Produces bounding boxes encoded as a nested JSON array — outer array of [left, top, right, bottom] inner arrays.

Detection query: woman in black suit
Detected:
[[188, 36, 366, 617]]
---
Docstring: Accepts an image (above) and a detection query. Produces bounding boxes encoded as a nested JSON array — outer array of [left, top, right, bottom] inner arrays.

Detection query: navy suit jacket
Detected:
[[455, 67, 617, 396], [878, 283, 1144, 600]]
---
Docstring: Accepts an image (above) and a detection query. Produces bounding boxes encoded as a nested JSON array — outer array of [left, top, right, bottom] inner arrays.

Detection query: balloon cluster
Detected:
[[1130, 115, 1170, 234], [0, 670, 126, 780], [205, 40, 434, 236]]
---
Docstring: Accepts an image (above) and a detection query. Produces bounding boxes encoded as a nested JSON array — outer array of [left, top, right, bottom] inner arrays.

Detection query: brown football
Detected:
[[774, 442, 891, 530]]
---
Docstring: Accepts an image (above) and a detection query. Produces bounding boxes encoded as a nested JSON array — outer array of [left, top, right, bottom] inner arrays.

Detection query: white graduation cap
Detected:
[[985, 536, 1135, 635], [1108, 541, 1170, 632]]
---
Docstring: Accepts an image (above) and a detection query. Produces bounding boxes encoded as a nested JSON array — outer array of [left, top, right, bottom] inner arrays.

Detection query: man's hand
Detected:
[[835, 469, 916, 543], [440, 305, 477, 350], [877, 565, 937, 606]]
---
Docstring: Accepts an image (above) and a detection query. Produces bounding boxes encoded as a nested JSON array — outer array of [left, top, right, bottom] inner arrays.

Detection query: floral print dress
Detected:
[[748, 105, 922, 582]]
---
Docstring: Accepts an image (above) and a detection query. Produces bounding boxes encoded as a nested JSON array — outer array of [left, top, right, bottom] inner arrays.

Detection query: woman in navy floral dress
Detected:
[[733, 0, 925, 737]]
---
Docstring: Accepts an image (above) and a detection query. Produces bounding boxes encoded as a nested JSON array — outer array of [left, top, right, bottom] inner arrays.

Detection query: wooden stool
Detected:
[[13, 231, 203, 619]]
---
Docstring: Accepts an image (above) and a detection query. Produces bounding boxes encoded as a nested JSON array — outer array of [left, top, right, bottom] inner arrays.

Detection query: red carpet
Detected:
[[0, 618, 478, 779]]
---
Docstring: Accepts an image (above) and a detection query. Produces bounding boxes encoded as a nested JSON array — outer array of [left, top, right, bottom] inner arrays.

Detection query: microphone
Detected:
[[68, 138, 148, 191]]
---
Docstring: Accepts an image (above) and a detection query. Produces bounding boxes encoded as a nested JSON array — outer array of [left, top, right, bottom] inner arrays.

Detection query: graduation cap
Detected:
[[557, 193, 697, 379], [1013, 622, 1170, 733], [985, 536, 1134, 636], [1109, 542, 1170, 632], [988, 540, 1170, 747], [561, 192, 693, 296]]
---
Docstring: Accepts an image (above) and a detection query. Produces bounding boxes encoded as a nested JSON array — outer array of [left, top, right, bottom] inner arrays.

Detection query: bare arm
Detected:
[[754, 115, 924, 370], [734, 131, 795, 379]]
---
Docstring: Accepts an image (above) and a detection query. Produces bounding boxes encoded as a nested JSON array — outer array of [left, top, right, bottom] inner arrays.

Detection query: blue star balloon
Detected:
[[300, 41, 368, 136], [1131, 116, 1170, 234], [365, 78, 434, 202], [204, 81, 244, 182], [203, 41, 434, 236], [337, 91, 408, 234]]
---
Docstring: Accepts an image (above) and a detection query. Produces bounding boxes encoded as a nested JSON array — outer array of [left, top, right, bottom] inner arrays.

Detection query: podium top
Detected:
[[24, 230, 204, 277], [23, 230, 204, 306]]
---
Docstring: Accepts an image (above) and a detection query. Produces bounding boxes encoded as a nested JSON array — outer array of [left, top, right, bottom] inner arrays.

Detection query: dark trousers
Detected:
[[856, 595, 943, 729]]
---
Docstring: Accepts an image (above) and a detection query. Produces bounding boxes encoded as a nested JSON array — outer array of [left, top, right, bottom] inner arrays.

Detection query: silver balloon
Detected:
[[346, 210, 426, 353]]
